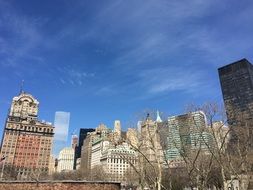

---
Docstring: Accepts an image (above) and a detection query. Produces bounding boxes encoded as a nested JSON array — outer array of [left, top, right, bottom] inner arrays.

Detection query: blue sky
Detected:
[[0, 0, 253, 143]]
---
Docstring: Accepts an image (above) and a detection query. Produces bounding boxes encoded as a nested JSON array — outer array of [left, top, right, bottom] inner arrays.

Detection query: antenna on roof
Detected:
[[20, 80, 25, 94]]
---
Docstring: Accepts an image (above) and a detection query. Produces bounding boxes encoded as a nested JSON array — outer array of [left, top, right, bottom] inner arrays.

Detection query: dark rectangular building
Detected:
[[74, 128, 95, 169], [77, 128, 95, 158], [218, 58, 253, 149]]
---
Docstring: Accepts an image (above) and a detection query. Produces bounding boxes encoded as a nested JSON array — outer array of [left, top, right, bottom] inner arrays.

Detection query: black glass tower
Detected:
[[74, 128, 95, 169], [218, 58, 253, 149]]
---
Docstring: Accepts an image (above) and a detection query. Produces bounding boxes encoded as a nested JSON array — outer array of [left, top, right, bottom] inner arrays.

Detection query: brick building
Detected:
[[0, 92, 54, 178]]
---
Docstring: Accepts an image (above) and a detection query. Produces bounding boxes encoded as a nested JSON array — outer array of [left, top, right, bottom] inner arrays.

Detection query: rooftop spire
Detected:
[[19, 80, 25, 94], [156, 110, 162, 123]]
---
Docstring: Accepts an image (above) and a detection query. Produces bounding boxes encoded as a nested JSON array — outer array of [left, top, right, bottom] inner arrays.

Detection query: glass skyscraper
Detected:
[[53, 111, 70, 156]]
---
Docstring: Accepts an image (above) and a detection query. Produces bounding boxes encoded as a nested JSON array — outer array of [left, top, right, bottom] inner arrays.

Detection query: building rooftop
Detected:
[[218, 58, 252, 74]]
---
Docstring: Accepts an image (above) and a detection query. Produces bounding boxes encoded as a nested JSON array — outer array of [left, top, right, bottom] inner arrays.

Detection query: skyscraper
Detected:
[[114, 120, 121, 136], [167, 111, 212, 161], [80, 124, 110, 172], [80, 132, 96, 172], [53, 111, 70, 156], [71, 134, 78, 149], [74, 128, 95, 169], [140, 115, 164, 163], [126, 128, 138, 147], [0, 92, 54, 178], [76, 128, 95, 159], [218, 58, 253, 149]]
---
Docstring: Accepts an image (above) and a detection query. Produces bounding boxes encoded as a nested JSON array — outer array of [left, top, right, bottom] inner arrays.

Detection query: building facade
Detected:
[[140, 115, 164, 164], [74, 128, 95, 169], [126, 128, 138, 147], [167, 111, 212, 161], [113, 120, 121, 142], [100, 143, 137, 182], [57, 147, 74, 172], [91, 138, 110, 168], [218, 58, 253, 149], [80, 124, 110, 172], [76, 128, 96, 158], [0, 92, 54, 177], [80, 132, 96, 172], [71, 134, 78, 149], [48, 155, 56, 175]]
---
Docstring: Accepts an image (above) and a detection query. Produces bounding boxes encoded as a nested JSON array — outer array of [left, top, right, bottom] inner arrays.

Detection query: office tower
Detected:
[[0, 92, 54, 177], [53, 112, 70, 156], [91, 139, 110, 168], [71, 133, 78, 169], [74, 128, 95, 169], [57, 147, 74, 172], [79, 124, 109, 170], [80, 124, 110, 170], [80, 132, 96, 172], [126, 128, 138, 147], [167, 116, 181, 161], [110, 120, 121, 143], [167, 111, 212, 161], [140, 115, 164, 163], [71, 134, 78, 149], [75, 128, 95, 160], [114, 120, 121, 136], [218, 58, 253, 149]]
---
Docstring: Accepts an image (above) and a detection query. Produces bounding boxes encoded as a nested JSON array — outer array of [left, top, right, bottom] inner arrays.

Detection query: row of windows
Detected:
[[107, 158, 136, 164], [15, 152, 39, 156], [7, 124, 53, 133]]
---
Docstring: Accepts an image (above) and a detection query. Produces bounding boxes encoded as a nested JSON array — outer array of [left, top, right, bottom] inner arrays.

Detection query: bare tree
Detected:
[[0, 164, 18, 180], [123, 110, 171, 190], [185, 102, 253, 189]]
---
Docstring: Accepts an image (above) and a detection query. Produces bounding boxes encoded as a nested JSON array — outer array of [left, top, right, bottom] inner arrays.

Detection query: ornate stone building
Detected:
[[100, 143, 137, 182], [0, 92, 54, 178], [57, 147, 74, 172], [80, 132, 96, 172], [126, 128, 138, 147], [140, 115, 164, 164], [80, 124, 109, 172]]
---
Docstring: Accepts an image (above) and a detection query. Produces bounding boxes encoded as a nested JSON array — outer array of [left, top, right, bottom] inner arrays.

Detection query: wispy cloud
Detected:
[[96, 0, 253, 98], [1, 0, 252, 101], [0, 1, 45, 69], [57, 67, 95, 86], [138, 67, 205, 95]]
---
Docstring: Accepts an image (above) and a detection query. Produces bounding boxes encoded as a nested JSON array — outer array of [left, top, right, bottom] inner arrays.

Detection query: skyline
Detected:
[[1, 0, 253, 142]]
